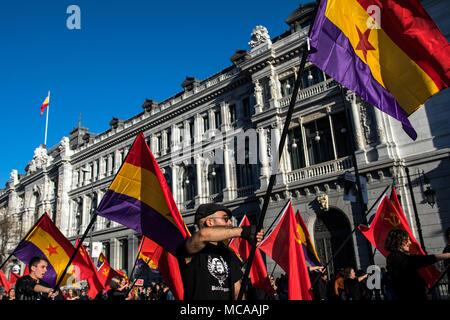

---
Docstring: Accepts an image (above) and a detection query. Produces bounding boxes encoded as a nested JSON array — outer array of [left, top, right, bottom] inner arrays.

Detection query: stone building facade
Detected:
[[1, 1, 449, 281]]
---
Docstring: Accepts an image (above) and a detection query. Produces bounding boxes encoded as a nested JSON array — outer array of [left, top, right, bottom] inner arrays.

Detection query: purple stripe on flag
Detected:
[[97, 190, 184, 255], [308, 0, 417, 140], [302, 243, 318, 267], [13, 241, 58, 287]]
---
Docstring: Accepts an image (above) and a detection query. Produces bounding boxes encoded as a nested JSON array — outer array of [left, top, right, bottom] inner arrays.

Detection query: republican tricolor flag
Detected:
[[308, 0, 450, 140], [96, 132, 190, 299], [40, 91, 50, 116], [12, 213, 94, 288]]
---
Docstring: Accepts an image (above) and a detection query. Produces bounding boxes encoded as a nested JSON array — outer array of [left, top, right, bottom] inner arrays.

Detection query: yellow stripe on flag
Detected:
[[109, 162, 178, 228], [26, 226, 74, 284], [325, 0, 439, 114]]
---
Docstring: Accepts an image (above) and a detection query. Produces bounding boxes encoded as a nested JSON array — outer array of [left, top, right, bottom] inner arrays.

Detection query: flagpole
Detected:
[[44, 91, 50, 146], [54, 210, 98, 289], [237, 2, 321, 300], [129, 237, 145, 282], [54, 133, 141, 290]]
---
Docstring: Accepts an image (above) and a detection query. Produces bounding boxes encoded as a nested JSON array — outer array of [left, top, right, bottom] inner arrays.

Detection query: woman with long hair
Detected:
[[385, 228, 450, 300]]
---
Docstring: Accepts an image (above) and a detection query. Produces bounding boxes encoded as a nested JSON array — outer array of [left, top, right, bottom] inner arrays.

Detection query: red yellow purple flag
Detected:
[[308, 0, 450, 140], [96, 132, 190, 256], [295, 210, 321, 267], [12, 213, 94, 288]]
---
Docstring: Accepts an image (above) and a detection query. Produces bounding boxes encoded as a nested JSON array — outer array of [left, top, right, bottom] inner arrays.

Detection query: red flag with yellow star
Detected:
[[358, 195, 440, 287], [11, 213, 94, 288]]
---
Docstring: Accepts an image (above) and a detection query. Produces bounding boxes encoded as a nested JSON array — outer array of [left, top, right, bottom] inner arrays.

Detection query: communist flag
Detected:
[[12, 213, 94, 288], [358, 194, 440, 287], [96, 132, 189, 299], [0, 269, 11, 293], [9, 271, 20, 286], [137, 236, 163, 271], [40, 91, 50, 116], [295, 210, 321, 267], [76, 239, 104, 299], [308, 0, 450, 140], [259, 202, 312, 300], [96, 253, 121, 289], [228, 216, 274, 296]]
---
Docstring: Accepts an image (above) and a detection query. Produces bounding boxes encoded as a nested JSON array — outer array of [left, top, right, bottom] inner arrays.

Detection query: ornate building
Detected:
[[1, 1, 449, 283]]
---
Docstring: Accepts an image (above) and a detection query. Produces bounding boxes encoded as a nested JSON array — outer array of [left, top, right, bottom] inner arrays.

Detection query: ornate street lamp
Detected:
[[424, 186, 436, 208]]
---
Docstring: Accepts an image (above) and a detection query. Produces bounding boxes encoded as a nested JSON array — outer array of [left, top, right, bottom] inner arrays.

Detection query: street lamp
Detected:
[[418, 170, 436, 208], [424, 187, 436, 208]]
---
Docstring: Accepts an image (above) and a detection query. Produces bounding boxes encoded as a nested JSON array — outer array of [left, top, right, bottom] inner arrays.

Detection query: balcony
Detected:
[[237, 185, 257, 198], [279, 79, 338, 108], [286, 156, 353, 183]]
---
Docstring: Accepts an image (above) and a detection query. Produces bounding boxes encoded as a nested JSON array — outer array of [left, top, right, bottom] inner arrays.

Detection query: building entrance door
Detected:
[[313, 209, 355, 278]]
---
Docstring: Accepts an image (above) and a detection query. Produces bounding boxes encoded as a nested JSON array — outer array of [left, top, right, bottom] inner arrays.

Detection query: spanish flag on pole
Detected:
[[308, 0, 449, 140], [40, 91, 50, 116]]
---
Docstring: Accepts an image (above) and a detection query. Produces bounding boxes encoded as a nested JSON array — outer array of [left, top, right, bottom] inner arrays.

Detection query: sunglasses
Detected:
[[208, 216, 231, 223]]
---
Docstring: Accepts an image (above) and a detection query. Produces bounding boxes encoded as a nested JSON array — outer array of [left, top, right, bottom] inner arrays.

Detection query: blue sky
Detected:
[[0, 0, 305, 187]]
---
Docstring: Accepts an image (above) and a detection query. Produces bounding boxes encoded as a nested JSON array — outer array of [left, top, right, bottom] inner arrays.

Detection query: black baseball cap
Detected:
[[195, 203, 232, 222]]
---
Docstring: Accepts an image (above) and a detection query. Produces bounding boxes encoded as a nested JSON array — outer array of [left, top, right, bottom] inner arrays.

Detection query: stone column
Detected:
[[220, 101, 231, 132], [98, 156, 105, 180], [257, 128, 270, 188], [345, 91, 365, 151], [222, 144, 236, 201], [57, 161, 72, 234], [171, 164, 179, 206], [107, 154, 113, 176], [194, 155, 205, 205], [161, 130, 168, 155]]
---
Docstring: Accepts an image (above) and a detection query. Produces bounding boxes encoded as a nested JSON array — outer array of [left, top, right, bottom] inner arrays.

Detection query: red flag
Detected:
[[259, 202, 312, 300], [8, 271, 20, 286], [75, 239, 104, 299], [157, 249, 184, 300], [137, 236, 163, 270], [358, 195, 440, 287], [96, 253, 121, 290], [23, 266, 29, 276], [138, 236, 184, 300], [0, 269, 11, 293], [229, 216, 274, 296]]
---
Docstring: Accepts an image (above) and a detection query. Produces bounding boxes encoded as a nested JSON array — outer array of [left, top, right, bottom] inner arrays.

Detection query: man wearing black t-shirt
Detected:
[[15, 256, 60, 300], [176, 203, 263, 300]]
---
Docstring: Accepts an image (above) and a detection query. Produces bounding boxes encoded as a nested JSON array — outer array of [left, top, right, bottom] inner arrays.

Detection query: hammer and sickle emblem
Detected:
[[383, 211, 401, 227]]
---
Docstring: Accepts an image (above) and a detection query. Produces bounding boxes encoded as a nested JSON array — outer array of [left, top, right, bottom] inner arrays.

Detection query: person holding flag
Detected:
[[15, 257, 60, 300], [176, 203, 263, 300], [384, 228, 450, 300]]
